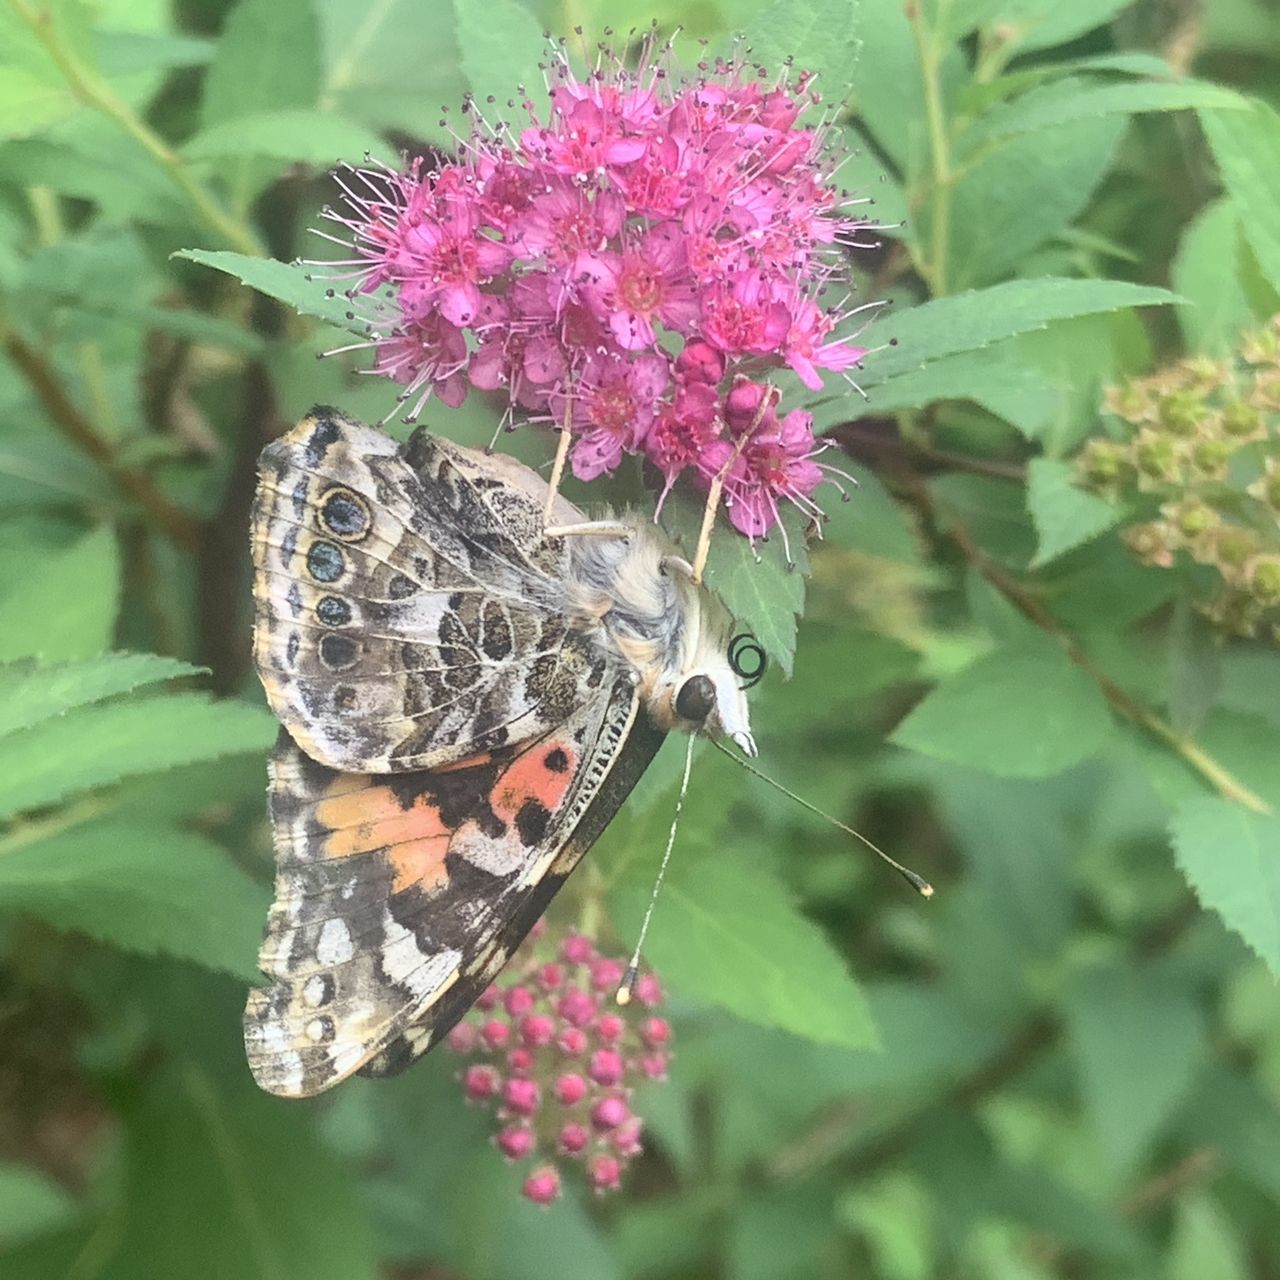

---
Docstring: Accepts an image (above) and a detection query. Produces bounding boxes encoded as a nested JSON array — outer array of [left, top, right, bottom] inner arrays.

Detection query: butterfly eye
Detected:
[[675, 674, 716, 722], [728, 634, 766, 689]]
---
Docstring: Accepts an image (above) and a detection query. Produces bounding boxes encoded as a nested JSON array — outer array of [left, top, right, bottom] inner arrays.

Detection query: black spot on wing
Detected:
[[515, 799, 551, 846]]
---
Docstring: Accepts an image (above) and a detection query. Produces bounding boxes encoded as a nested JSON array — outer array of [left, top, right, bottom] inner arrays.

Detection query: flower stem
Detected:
[[907, 0, 953, 295], [6, 0, 265, 258]]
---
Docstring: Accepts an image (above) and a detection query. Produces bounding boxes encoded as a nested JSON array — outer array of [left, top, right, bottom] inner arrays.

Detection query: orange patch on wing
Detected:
[[315, 782, 451, 893], [490, 739, 578, 823]]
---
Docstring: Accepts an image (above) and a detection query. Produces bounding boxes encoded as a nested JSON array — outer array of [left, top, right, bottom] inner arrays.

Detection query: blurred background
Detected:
[[2, 0, 1280, 1276]]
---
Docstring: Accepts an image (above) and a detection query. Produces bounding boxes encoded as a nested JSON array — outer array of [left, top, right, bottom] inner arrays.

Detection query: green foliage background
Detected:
[[1, 0, 1279, 1276]]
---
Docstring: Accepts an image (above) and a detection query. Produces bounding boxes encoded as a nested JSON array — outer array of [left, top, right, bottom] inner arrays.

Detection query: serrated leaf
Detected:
[[892, 635, 1113, 777], [1026, 457, 1121, 567], [453, 0, 547, 110], [963, 0, 1132, 51], [1170, 795, 1280, 974], [0, 528, 120, 663], [104, 1064, 378, 1280], [741, 0, 860, 106], [0, 693, 277, 820], [185, 108, 391, 166], [0, 1164, 77, 1249], [1200, 101, 1280, 296], [970, 78, 1246, 145], [172, 249, 369, 334], [659, 492, 808, 677], [0, 653, 202, 740], [1064, 964, 1204, 1174], [856, 279, 1180, 389], [1171, 198, 1260, 353], [0, 822, 267, 978], [606, 836, 876, 1050]]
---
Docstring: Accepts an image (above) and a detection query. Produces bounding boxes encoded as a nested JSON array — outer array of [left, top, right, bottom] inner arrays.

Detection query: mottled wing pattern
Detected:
[[244, 676, 664, 1098], [251, 407, 610, 774]]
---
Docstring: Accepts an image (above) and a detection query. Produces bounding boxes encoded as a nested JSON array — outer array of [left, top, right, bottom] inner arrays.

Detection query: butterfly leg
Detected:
[[541, 399, 632, 540]]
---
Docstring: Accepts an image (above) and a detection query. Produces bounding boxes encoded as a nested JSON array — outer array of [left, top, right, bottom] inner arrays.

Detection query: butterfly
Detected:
[[243, 406, 767, 1097]]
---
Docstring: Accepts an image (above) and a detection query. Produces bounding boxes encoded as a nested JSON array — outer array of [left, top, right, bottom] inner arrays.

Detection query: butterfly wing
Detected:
[[251, 407, 609, 774], [244, 674, 663, 1098]]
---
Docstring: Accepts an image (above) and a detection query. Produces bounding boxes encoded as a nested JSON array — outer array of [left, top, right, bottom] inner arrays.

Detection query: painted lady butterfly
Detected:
[[243, 407, 763, 1097]]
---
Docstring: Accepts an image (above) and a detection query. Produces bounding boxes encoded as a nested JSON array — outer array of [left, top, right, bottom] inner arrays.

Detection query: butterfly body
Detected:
[[244, 407, 757, 1097]]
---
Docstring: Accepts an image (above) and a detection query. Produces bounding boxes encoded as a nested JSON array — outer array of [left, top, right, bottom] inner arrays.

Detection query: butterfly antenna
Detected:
[[710, 739, 934, 898], [616, 734, 696, 1006]]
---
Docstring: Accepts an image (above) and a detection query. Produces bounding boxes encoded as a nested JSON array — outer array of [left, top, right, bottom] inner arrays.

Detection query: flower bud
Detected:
[[463, 1064, 501, 1101], [1214, 526, 1258, 572], [522, 1166, 561, 1205], [588, 1048, 625, 1087], [589, 958, 625, 993], [520, 1014, 556, 1047], [633, 973, 664, 1006], [594, 1014, 625, 1042], [557, 987, 597, 1027], [676, 340, 725, 385], [480, 1019, 511, 1050], [506, 1047, 534, 1074], [558, 1122, 590, 1154], [1157, 390, 1203, 437], [591, 1095, 630, 1131], [553, 1073, 588, 1106], [587, 1153, 622, 1192], [560, 934, 595, 966], [497, 1125, 535, 1160], [502, 1077, 540, 1117], [1248, 556, 1280, 608], [503, 985, 535, 1017], [1221, 399, 1262, 439], [447, 1022, 479, 1054], [1134, 430, 1180, 485], [536, 962, 564, 991], [640, 1017, 671, 1047], [556, 1025, 588, 1056]]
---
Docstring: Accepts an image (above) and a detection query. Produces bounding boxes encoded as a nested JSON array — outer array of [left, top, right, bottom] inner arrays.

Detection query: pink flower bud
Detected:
[[611, 1118, 644, 1156], [591, 1095, 630, 1132], [506, 1047, 534, 1074], [594, 1013, 625, 1042], [519, 1013, 556, 1047], [560, 934, 595, 965], [557, 1026, 588, 1056], [640, 1052, 669, 1081], [463, 1064, 501, 1102], [476, 984, 500, 1012], [587, 1153, 622, 1192], [558, 1122, 590, 1155], [496, 1125, 534, 1160], [480, 1019, 511, 1050], [502, 1077, 540, 1117], [553, 1072, 588, 1106], [529, 918, 547, 940], [556, 987, 597, 1027], [522, 1165, 561, 1205], [589, 958, 625, 992], [503, 985, 535, 1017], [536, 961, 564, 991], [589, 1048, 625, 1087], [640, 1017, 671, 1047], [634, 973, 664, 1006], [447, 1022, 479, 1054], [725, 377, 768, 431], [676, 339, 726, 385]]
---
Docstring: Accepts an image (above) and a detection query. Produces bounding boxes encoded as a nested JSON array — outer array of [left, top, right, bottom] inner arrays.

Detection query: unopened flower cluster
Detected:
[[323, 35, 874, 540], [447, 923, 669, 1204], [1080, 316, 1280, 638]]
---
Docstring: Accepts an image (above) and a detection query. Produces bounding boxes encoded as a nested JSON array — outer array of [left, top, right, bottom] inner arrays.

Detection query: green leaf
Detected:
[[0, 653, 203, 739], [978, 0, 1154, 53], [892, 635, 1113, 777], [0, 821, 267, 978], [172, 249, 369, 334], [453, 0, 547, 110], [1200, 101, 1280, 296], [1168, 1197, 1249, 1280], [0, 1164, 77, 1249], [104, 1064, 378, 1280], [825, 345, 1058, 437], [1171, 198, 1260, 353], [1064, 964, 1204, 1174], [659, 492, 808, 677], [0, 693, 277, 820], [969, 78, 1246, 145], [605, 824, 877, 1050], [184, 108, 391, 166], [200, 0, 322, 208], [741, 0, 861, 107], [0, 528, 120, 663], [856, 279, 1180, 389], [948, 113, 1125, 288], [1170, 796, 1280, 975], [1025, 457, 1121, 567]]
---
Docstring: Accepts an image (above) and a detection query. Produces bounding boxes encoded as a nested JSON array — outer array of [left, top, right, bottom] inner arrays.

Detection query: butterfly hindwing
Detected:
[[244, 675, 661, 1098], [251, 407, 609, 774]]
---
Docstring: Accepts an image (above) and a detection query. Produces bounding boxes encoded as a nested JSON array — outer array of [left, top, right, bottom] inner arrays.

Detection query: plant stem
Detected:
[[944, 517, 1273, 816], [907, 1, 953, 295], [6, 0, 265, 258], [2, 329, 203, 551]]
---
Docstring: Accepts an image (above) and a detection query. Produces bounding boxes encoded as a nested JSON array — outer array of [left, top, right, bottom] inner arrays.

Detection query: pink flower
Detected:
[[523, 1166, 561, 1205], [317, 35, 877, 534]]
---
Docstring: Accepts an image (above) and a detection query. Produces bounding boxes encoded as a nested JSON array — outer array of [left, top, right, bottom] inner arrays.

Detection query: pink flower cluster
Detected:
[[321, 34, 876, 539], [447, 925, 669, 1205]]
